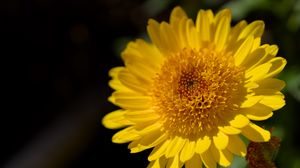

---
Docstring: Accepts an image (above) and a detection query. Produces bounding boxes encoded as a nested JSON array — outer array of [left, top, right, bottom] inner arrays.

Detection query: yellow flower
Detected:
[[102, 6, 286, 168]]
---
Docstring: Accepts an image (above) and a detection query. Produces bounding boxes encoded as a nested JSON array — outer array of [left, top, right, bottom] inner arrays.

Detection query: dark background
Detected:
[[1, 0, 300, 167]]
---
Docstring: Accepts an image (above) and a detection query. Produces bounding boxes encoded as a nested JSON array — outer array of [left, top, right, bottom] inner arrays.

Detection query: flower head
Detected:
[[102, 6, 286, 168]]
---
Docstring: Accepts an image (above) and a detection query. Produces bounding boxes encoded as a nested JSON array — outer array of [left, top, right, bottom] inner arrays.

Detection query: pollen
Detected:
[[152, 48, 245, 138]]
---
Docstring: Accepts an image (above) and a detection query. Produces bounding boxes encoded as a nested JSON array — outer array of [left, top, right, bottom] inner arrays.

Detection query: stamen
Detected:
[[151, 48, 245, 138]]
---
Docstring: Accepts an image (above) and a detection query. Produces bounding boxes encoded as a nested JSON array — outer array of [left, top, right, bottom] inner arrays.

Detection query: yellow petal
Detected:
[[160, 22, 180, 53], [109, 66, 124, 78], [241, 48, 266, 70], [136, 39, 164, 65], [125, 109, 160, 123], [165, 136, 186, 158], [129, 131, 167, 153], [218, 125, 241, 135], [170, 6, 188, 24], [256, 78, 285, 91], [147, 20, 180, 55], [122, 39, 164, 71], [147, 157, 168, 168], [200, 149, 216, 168], [108, 67, 131, 91], [254, 88, 284, 96], [166, 155, 179, 168], [118, 69, 147, 93], [211, 145, 233, 167], [107, 95, 115, 103], [227, 135, 247, 156], [243, 44, 278, 71], [246, 62, 272, 81], [246, 57, 287, 81], [124, 58, 156, 85], [168, 6, 189, 49], [234, 35, 254, 66], [176, 18, 189, 48], [113, 122, 161, 144], [186, 19, 199, 49], [147, 160, 156, 168], [135, 122, 162, 135], [259, 93, 285, 110], [238, 20, 265, 40], [229, 114, 250, 128], [112, 91, 151, 110], [240, 95, 262, 108], [241, 122, 271, 142], [149, 140, 171, 161], [108, 78, 130, 91], [112, 126, 140, 143], [213, 131, 229, 150], [196, 10, 213, 42], [240, 103, 273, 121], [147, 19, 163, 52], [185, 154, 202, 168], [244, 81, 260, 92], [228, 20, 247, 42], [266, 44, 279, 55], [102, 109, 134, 129], [251, 37, 261, 52], [179, 140, 196, 162], [195, 136, 211, 154], [214, 9, 231, 51], [214, 8, 231, 23], [264, 57, 287, 79]]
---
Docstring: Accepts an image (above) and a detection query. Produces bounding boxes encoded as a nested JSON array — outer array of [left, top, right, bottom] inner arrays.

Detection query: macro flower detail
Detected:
[[102, 6, 286, 168]]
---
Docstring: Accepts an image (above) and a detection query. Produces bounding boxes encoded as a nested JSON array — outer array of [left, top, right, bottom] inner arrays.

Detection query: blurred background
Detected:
[[1, 0, 299, 167]]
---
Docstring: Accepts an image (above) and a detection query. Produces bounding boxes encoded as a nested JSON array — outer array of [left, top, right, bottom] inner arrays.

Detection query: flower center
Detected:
[[152, 48, 245, 138]]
